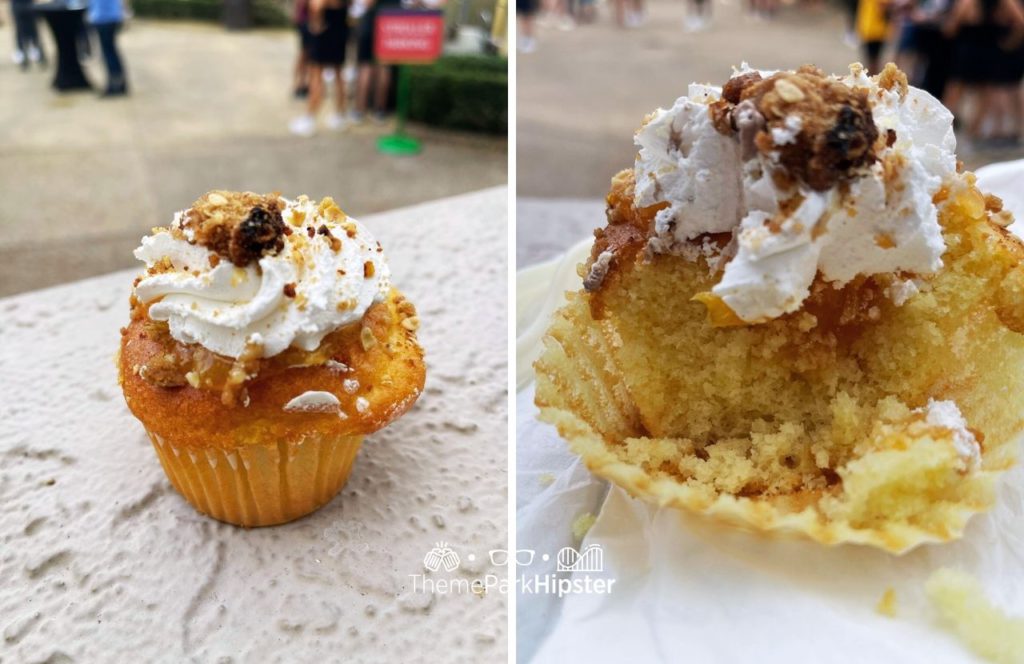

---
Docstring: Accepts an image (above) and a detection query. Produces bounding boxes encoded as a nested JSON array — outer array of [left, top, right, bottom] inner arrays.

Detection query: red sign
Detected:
[[375, 9, 444, 64]]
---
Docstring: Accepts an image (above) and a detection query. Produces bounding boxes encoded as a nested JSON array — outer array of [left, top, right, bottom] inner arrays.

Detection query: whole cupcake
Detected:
[[118, 191, 425, 526]]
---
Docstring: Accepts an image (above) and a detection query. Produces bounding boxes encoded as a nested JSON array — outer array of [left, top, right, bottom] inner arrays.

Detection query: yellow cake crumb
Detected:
[[572, 512, 597, 542], [926, 568, 1024, 664], [876, 587, 897, 617], [539, 473, 557, 487]]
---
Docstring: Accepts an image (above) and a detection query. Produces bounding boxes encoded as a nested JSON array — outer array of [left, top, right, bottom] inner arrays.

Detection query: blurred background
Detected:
[[516, 0, 1024, 266], [0, 0, 507, 296]]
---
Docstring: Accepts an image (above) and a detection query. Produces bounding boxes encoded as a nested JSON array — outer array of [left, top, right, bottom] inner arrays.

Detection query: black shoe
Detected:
[[100, 85, 129, 98], [294, 85, 309, 99]]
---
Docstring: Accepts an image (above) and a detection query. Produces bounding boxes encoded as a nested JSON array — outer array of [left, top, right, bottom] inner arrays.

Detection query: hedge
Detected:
[[131, 0, 290, 27], [407, 56, 507, 135]]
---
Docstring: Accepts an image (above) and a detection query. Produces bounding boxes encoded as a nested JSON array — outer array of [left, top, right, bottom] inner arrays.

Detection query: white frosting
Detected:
[[133, 196, 390, 358], [283, 390, 341, 413], [919, 399, 980, 468], [887, 277, 921, 306], [634, 66, 957, 322]]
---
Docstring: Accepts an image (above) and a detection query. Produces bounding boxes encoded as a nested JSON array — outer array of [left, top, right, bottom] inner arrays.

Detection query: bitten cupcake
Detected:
[[118, 191, 425, 526], [535, 64, 1024, 552]]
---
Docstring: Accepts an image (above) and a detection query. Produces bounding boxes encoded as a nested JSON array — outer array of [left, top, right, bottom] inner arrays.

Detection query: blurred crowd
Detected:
[[517, 0, 1024, 147], [8, 0, 129, 96], [288, 0, 445, 137], [857, 0, 1024, 147]]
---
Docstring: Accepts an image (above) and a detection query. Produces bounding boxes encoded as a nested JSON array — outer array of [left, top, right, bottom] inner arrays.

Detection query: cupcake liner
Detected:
[[147, 430, 363, 527], [535, 292, 1006, 554]]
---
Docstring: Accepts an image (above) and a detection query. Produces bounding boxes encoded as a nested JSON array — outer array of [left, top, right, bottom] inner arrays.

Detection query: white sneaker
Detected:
[[558, 15, 575, 31], [326, 112, 348, 131], [518, 36, 537, 53], [289, 114, 316, 137], [12, 50, 25, 65], [684, 15, 706, 31], [27, 45, 41, 63], [349, 110, 366, 124]]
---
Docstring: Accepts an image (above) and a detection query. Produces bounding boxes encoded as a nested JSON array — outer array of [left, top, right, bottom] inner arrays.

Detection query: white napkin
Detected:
[[516, 160, 1024, 663]]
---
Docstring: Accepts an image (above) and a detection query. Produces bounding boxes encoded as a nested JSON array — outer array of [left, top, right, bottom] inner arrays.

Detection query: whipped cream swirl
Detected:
[[133, 196, 390, 358], [634, 65, 957, 322]]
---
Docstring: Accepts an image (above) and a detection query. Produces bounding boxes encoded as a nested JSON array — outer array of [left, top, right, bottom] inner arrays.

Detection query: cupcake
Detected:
[[118, 191, 425, 526], [535, 64, 1024, 552]]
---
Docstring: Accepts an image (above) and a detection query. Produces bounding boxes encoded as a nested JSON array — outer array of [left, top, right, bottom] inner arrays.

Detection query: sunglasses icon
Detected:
[[489, 549, 536, 566]]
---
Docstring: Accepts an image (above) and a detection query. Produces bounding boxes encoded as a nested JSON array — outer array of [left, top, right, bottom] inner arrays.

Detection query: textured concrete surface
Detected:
[[516, 0, 1024, 202], [0, 18, 507, 296], [0, 188, 508, 663]]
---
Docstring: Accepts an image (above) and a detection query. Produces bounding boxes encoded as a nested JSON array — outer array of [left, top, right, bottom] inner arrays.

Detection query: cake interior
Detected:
[[547, 170, 1024, 533]]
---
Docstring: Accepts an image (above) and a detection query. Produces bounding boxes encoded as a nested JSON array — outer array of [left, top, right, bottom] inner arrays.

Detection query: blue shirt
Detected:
[[88, 0, 124, 24]]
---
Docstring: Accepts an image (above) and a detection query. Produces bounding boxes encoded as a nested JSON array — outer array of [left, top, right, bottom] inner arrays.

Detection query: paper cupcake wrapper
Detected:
[[535, 292, 1003, 554], [147, 430, 363, 527]]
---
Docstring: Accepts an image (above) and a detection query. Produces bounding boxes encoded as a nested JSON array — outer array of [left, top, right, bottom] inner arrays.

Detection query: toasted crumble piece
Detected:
[[876, 62, 909, 99], [712, 67, 880, 191], [180, 191, 287, 267]]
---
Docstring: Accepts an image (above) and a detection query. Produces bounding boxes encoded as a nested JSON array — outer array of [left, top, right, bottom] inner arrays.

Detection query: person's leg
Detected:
[[294, 26, 310, 96], [95, 23, 126, 94], [307, 63, 324, 115], [333, 64, 347, 115], [12, 6, 29, 68], [992, 86, 1015, 139], [967, 86, 991, 138], [105, 23, 127, 91], [373, 64, 390, 116], [944, 80, 963, 119], [290, 61, 320, 135], [557, 0, 574, 28], [863, 41, 883, 76], [518, 13, 537, 52], [356, 64, 372, 114], [1012, 84, 1024, 139], [353, 15, 374, 116]]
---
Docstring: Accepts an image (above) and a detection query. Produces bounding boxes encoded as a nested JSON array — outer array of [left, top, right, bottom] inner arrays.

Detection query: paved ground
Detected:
[[0, 18, 507, 295], [517, 0, 1024, 265]]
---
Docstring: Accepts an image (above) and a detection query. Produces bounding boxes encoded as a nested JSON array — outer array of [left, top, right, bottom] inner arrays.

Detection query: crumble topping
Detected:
[[709, 65, 880, 191], [179, 191, 287, 267]]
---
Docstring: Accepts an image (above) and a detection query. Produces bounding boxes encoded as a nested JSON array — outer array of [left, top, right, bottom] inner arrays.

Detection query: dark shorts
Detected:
[[896, 24, 917, 53], [296, 22, 313, 52], [951, 26, 1006, 84], [309, 10, 350, 65], [356, 14, 375, 64], [517, 0, 538, 15], [863, 40, 884, 63], [994, 43, 1024, 84]]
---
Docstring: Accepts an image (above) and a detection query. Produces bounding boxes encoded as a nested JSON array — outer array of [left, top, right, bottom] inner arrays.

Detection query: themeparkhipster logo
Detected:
[[410, 542, 617, 598]]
